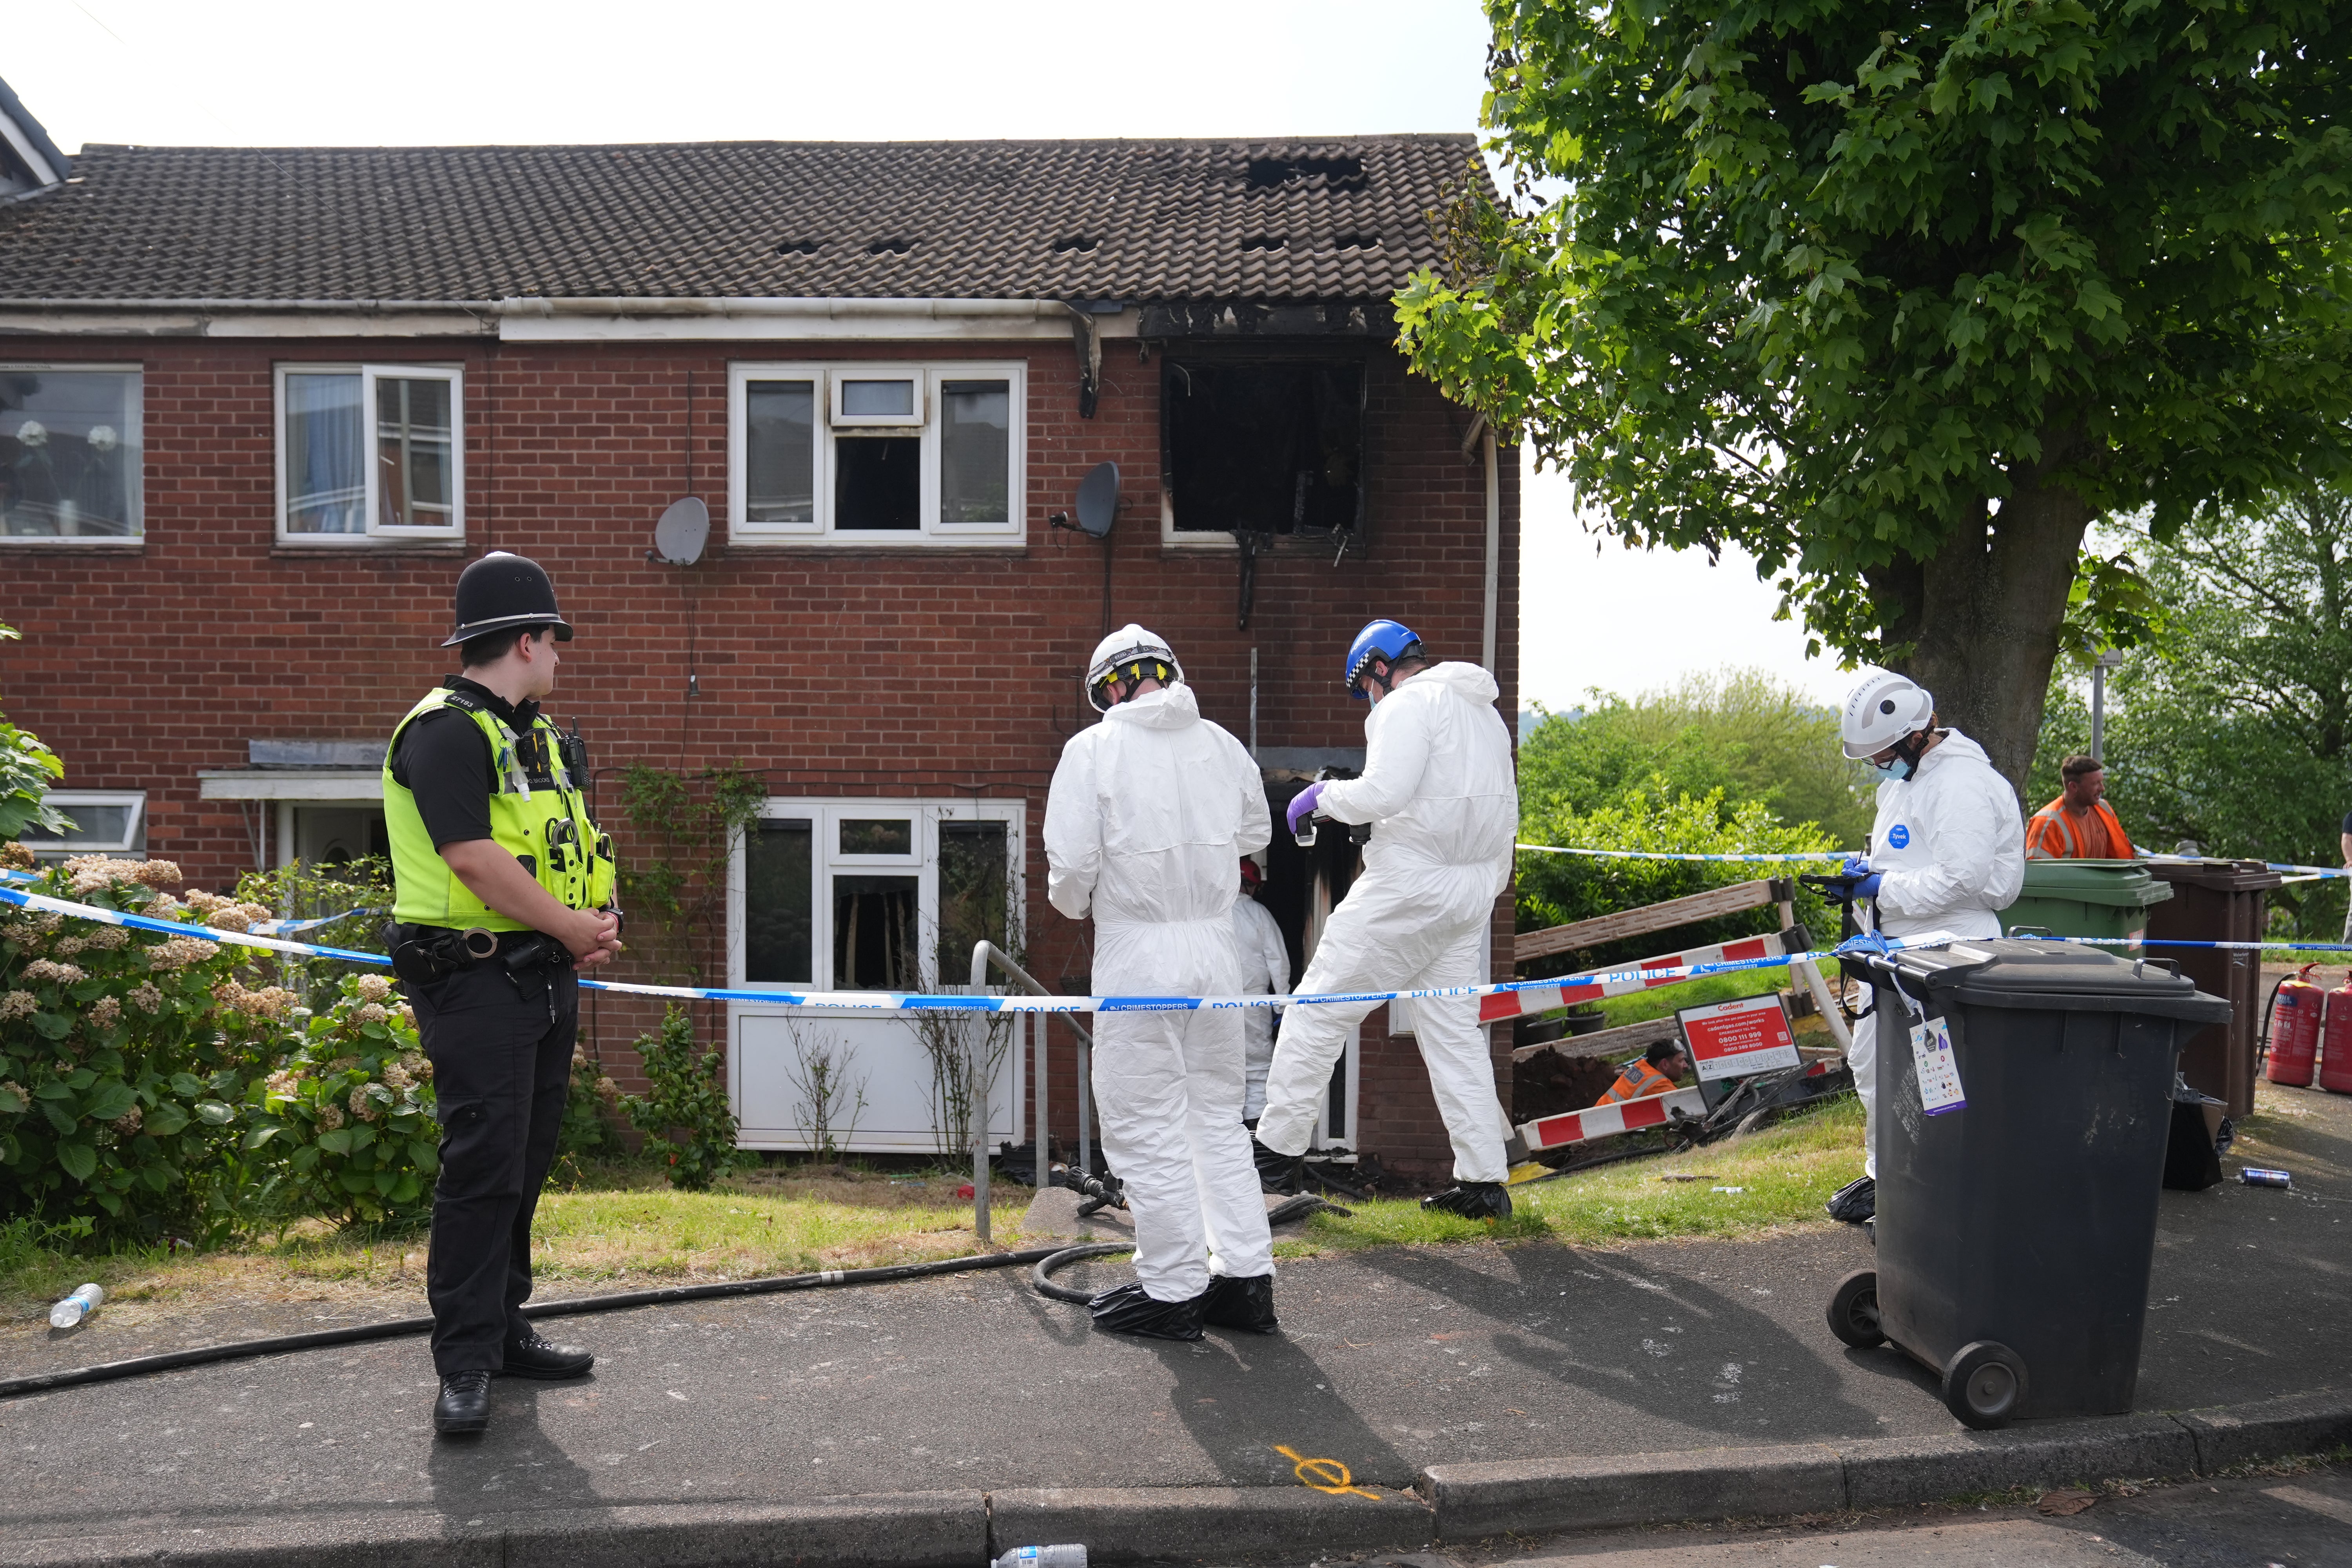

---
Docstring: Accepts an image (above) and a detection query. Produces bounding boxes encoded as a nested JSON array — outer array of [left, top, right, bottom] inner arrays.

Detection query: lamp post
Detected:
[[2090, 649, 2125, 762]]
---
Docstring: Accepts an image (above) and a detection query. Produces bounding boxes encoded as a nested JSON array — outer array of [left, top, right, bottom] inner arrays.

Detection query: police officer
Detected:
[[384, 552, 622, 1436]]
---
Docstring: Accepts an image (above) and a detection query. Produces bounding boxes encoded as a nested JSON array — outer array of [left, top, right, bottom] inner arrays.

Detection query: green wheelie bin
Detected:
[[2000, 859, 2173, 942]]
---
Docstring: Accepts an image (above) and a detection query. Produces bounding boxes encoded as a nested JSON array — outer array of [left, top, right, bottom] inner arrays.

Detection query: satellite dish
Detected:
[[1074, 462, 1120, 539], [653, 496, 710, 566]]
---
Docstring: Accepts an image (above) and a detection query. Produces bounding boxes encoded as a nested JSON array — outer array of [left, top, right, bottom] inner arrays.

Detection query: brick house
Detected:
[[0, 91, 1521, 1180]]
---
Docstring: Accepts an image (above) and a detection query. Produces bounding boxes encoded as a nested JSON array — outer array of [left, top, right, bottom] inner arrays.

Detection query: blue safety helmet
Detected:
[[1344, 619, 1423, 699]]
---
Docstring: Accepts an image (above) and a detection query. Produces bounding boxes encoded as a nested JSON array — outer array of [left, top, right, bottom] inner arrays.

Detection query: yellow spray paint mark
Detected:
[[1273, 1444, 1382, 1500]]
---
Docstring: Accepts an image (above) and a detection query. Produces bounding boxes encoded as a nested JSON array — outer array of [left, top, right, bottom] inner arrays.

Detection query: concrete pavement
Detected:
[[2, 1082, 2347, 1565]]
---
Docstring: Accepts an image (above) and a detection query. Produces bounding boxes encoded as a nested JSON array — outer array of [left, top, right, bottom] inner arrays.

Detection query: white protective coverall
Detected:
[[1232, 888, 1291, 1120], [1256, 663, 1519, 1182], [1044, 682, 1276, 1301], [1851, 728, 2025, 1176]]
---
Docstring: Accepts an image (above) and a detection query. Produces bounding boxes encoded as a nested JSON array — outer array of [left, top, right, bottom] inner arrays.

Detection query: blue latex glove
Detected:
[[1285, 780, 1328, 835], [1837, 855, 1882, 900], [1842, 855, 1872, 877]]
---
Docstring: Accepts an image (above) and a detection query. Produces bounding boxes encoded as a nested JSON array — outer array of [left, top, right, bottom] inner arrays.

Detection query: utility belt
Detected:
[[381, 920, 572, 989]]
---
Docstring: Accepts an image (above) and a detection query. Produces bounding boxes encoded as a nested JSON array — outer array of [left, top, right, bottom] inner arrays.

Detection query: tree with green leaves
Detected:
[[2029, 487, 2352, 936], [1400, 0, 2352, 789], [0, 622, 71, 844]]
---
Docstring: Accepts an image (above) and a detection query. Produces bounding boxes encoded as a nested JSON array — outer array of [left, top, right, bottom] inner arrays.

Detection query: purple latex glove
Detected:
[[1285, 780, 1328, 835]]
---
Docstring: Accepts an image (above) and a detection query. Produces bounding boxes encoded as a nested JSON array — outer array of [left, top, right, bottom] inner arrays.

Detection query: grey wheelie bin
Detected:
[[1825, 939, 2231, 1429]]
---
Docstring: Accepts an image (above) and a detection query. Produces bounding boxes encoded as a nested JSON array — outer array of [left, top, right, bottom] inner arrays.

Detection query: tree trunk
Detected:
[[1871, 462, 2094, 801]]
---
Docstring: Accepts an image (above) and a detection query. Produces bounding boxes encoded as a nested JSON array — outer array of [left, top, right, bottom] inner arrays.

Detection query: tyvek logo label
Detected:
[[1887, 824, 1911, 849]]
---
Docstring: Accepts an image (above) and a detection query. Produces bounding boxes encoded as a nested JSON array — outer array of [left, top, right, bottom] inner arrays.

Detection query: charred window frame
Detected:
[[1160, 357, 1367, 548]]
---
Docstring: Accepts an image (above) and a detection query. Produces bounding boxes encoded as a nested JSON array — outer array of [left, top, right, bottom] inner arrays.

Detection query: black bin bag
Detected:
[[1826, 939, 2230, 1429]]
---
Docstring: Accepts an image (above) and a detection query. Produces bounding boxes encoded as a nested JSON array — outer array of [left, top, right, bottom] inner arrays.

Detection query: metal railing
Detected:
[[969, 942, 1093, 1242]]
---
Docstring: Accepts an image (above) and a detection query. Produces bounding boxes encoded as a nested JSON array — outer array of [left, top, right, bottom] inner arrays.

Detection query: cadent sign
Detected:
[[1675, 992, 1801, 1082]]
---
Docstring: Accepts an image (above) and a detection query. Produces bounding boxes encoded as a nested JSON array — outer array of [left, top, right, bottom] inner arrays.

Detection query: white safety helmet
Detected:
[[1084, 624, 1184, 712], [1840, 670, 1935, 759]]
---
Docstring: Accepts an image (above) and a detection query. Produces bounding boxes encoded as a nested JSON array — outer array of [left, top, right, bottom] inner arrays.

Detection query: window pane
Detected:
[[936, 821, 1009, 978], [0, 370, 142, 538], [746, 380, 815, 524], [375, 376, 454, 529], [285, 372, 366, 534], [1164, 361, 1364, 534], [746, 819, 814, 984], [839, 818, 913, 856], [940, 380, 1009, 524], [833, 875, 918, 989], [840, 379, 914, 417], [834, 436, 920, 530], [19, 803, 132, 848]]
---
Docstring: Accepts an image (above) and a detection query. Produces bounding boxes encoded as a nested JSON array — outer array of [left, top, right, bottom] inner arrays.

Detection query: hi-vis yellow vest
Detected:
[[384, 686, 616, 930]]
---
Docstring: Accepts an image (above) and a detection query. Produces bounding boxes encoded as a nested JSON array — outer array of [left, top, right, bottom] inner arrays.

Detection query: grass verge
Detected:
[[1274, 1094, 1864, 1257]]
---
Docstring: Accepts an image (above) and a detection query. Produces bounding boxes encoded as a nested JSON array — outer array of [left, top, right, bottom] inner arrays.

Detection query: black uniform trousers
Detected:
[[412, 958, 577, 1376]]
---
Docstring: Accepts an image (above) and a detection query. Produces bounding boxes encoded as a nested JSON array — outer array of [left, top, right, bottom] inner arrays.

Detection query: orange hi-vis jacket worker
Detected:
[[2027, 755, 2135, 860], [1596, 1042, 1688, 1107]]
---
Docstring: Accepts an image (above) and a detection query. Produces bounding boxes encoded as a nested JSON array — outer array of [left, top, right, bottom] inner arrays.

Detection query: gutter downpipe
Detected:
[[1481, 427, 1500, 675]]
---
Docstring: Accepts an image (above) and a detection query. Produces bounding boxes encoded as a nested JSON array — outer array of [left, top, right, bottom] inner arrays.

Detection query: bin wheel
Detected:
[[1826, 1269, 1885, 1349], [1942, 1341, 2029, 1430]]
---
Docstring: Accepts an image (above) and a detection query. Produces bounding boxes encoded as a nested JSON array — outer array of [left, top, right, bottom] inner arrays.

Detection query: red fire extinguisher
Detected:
[[2267, 965, 2323, 1087], [2324, 972, 2352, 1095]]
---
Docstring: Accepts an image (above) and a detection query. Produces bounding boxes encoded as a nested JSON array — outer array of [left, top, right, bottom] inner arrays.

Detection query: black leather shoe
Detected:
[[1421, 1181, 1513, 1221], [433, 1370, 492, 1434], [1201, 1272, 1279, 1334], [1087, 1281, 1206, 1341], [502, 1332, 594, 1379]]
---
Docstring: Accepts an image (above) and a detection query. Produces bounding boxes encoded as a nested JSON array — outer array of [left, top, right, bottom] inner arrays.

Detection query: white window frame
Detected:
[[727, 361, 1025, 546], [0, 362, 145, 547], [273, 362, 465, 544], [727, 797, 1025, 993], [19, 790, 147, 859]]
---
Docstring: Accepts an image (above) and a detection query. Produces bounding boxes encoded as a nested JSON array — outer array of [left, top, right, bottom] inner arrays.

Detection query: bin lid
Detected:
[[2016, 858, 2177, 908], [2143, 858, 2285, 893], [1878, 938, 2233, 1022]]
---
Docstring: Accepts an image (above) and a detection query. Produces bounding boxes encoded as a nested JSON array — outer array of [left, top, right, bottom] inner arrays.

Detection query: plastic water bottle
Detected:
[[993, 1548, 1087, 1568], [49, 1282, 103, 1329]]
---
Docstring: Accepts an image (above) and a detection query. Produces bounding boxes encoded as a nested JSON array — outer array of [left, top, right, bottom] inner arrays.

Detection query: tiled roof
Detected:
[[0, 137, 1483, 305]]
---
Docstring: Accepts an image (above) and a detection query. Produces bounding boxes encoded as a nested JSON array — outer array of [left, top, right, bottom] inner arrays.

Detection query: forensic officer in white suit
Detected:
[[1044, 626, 1279, 1340]]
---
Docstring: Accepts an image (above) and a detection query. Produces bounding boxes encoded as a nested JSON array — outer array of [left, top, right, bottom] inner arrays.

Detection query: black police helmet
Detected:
[[441, 552, 574, 649]]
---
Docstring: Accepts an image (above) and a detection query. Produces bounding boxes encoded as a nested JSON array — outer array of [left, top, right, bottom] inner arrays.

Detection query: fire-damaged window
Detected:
[[1162, 360, 1364, 542]]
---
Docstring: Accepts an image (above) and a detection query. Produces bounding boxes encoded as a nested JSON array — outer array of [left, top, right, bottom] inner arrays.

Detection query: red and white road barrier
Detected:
[[1519, 1087, 1709, 1152], [1478, 933, 1787, 1024]]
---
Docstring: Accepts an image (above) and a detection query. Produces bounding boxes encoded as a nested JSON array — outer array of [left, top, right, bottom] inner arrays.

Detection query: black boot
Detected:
[[1201, 1273, 1279, 1335], [1251, 1137, 1302, 1194], [1087, 1282, 1206, 1341], [503, 1333, 594, 1379], [1421, 1181, 1513, 1221], [1826, 1174, 1876, 1223], [433, 1370, 492, 1435]]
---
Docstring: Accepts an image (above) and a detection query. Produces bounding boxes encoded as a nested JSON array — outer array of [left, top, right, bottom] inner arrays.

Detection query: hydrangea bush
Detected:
[[243, 972, 437, 1226], [0, 852, 273, 1243]]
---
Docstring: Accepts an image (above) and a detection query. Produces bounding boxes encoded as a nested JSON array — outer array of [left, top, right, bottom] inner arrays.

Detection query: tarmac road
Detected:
[[1, 1083, 2345, 1557], [1334, 1461, 2352, 1566]]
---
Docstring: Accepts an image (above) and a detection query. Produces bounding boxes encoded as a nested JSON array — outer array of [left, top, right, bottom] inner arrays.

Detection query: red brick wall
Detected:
[[0, 332, 1519, 1182]]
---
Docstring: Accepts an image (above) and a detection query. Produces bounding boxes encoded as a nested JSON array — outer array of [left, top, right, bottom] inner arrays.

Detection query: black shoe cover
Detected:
[[1201, 1272, 1279, 1335], [1088, 1281, 1206, 1341], [1826, 1174, 1876, 1223], [1251, 1137, 1303, 1195], [1421, 1181, 1513, 1221]]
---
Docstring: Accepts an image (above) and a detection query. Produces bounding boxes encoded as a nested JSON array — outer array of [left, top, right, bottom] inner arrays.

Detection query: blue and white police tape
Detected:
[[0, 880, 1942, 1015], [2014, 934, 2352, 953], [249, 909, 381, 936], [2137, 851, 2352, 880], [1517, 844, 1859, 864]]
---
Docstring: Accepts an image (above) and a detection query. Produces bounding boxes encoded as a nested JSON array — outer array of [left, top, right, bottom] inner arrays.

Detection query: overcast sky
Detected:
[[8, 0, 1853, 710]]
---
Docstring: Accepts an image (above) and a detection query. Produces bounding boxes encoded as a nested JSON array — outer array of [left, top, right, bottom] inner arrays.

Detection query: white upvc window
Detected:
[[18, 790, 146, 860], [0, 365, 143, 543], [728, 361, 1024, 544], [726, 797, 1027, 1153], [274, 363, 464, 542]]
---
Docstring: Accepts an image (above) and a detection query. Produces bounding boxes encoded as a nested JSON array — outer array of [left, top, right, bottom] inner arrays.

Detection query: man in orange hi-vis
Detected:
[[1595, 1040, 1690, 1106], [2026, 755, 2136, 860]]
